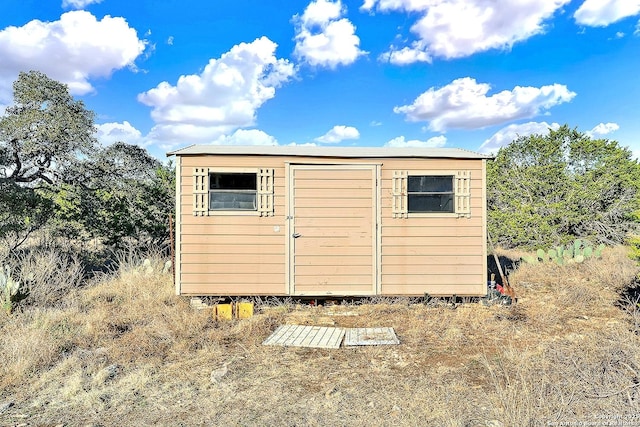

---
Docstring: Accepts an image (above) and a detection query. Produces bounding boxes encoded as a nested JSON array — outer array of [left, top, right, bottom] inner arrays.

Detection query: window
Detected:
[[192, 168, 274, 216], [407, 175, 454, 213], [209, 172, 257, 210], [393, 170, 470, 218]]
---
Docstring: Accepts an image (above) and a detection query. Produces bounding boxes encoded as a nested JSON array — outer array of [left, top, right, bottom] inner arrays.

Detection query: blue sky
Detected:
[[0, 0, 639, 158]]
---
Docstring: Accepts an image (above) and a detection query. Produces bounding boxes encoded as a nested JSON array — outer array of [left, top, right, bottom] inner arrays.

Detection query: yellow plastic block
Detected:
[[215, 304, 233, 321], [236, 302, 254, 319]]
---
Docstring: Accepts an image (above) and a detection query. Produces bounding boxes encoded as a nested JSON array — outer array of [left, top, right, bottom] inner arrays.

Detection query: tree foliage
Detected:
[[0, 70, 96, 186], [488, 125, 640, 249], [0, 71, 174, 250], [0, 70, 96, 248], [50, 142, 175, 247], [0, 181, 52, 250]]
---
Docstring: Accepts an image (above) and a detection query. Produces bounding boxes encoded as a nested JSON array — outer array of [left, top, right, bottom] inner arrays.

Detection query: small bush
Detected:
[[10, 248, 84, 309], [628, 235, 640, 262]]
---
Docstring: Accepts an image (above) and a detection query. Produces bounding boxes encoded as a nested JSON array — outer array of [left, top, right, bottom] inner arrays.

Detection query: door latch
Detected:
[[292, 233, 302, 238]]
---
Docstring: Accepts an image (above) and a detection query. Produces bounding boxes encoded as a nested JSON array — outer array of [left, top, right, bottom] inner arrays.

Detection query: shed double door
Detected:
[[288, 164, 378, 296]]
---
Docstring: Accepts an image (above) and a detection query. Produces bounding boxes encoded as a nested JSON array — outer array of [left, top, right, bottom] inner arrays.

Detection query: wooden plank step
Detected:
[[262, 325, 345, 349], [343, 327, 400, 346]]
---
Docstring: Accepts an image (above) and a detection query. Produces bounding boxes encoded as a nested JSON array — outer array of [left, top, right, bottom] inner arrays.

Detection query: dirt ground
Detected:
[[1, 248, 640, 426]]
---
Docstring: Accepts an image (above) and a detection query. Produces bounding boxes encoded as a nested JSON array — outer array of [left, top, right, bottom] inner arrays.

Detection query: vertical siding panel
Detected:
[[481, 159, 488, 295], [175, 156, 182, 295], [291, 165, 376, 296]]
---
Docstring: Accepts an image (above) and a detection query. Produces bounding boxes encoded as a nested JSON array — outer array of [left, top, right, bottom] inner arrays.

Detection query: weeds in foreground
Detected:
[[13, 249, 84, 309], [618, 287, 640, 335], [0, 246, 639, 426]]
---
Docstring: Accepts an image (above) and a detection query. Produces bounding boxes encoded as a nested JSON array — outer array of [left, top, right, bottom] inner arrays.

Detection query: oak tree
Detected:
[[487, 125, 640, 248]]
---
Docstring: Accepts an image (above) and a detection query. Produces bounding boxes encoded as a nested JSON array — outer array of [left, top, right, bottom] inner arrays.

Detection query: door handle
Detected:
[[292, 233, 302, 238]]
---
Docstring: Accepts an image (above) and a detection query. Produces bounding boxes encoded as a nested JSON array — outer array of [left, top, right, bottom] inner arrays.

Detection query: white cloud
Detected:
[[97, 122, 279, 149], [95, 121, 149, 147], [294, 0, 366, 68], [380, 43, 432, 64], [394, 77, 576, 132], [478, 121, 560, 154], [138, 37, 294, 148], [62, 0, 102, 9], [479, 121, 624, 156], [586, 122, 620, 137], [364, 0, 570, 64], [211, 129, 278, 146], [574, 0, 640, 26], [315, 125, 360, 143], [360, 0, 377, 12], [0, 11, 146, 100], [385, 135, 447, 147], [301, 0, 343, 24]]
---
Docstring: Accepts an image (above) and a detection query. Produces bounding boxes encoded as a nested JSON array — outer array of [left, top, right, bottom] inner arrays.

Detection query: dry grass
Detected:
[[1, 247, 640, 426], [11, 248, 85, 309]]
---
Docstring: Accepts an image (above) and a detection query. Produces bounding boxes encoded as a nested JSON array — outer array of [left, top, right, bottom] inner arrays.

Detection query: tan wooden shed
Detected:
[[168, 145, 493, 297]]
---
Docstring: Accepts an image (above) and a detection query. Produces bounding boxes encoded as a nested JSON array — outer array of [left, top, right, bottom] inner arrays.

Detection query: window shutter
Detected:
[[455, 170, 471, 218], [193, 167, 208, 216], [258, 168, 275, 217], [392, 170, 408, 218]]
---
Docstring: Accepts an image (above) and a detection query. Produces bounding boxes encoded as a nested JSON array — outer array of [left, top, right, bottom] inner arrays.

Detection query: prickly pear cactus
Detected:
[[574, 239, 582, 252], [565, 246, 574, 258], [162, 260, 172, 274], [522, 240, 606, 266], [1, 266, 21, 314], [143, 258, 154, 276]]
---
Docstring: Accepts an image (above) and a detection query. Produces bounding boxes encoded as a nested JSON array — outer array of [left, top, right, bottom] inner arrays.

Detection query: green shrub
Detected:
[[628, 235, 640, 262]]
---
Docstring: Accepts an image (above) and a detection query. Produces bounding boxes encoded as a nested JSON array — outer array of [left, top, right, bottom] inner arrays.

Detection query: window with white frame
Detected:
[[192, 168, 274, 216], [407, 175, 454, 213], [393, 170, 471, 218], [209, 172, 257, 210]]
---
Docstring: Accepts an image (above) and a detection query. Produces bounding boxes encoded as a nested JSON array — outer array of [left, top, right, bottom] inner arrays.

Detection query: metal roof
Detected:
[[167, 145, 493, 159]]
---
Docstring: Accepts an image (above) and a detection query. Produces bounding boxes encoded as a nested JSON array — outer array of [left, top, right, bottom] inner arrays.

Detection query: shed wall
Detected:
[[378, 158, 486, 295], [177, 155, 487, 296], [179, 156, 288, 295]]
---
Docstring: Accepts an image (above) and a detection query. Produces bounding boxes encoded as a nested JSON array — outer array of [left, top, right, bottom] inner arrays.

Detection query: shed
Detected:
[[168, 145, 493, 297]]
